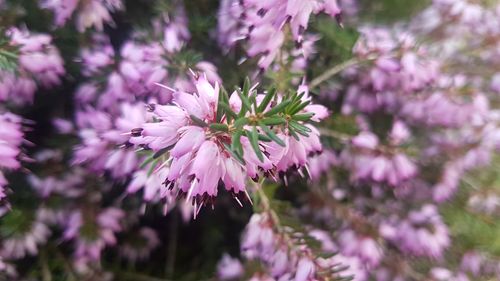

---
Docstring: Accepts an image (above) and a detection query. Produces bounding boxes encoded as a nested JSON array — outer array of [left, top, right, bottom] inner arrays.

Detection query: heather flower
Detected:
[[381, 205, 450, 258], [468, 193, 500, 216], [64, 208, 124, 261], [343, 131, 417, 186], [307, 150, 338, 180], [240, 214, 348, 280], [0, 28, 64, 105], [0, 210, 51, 259], [77, 31, 220, 108], [131, 74, 328, 209], [28, 172, 84, 199], [156, 7, 190, 53], [217, 254, 244, 280], [73, 103, 150, 179], [429, 267, 469, 281], [119, 227, 160, 263], [40, 0, 123, 32], [338, 230, 383, 267], [0, 112, 26, 201], [216, 0, 342, 69]]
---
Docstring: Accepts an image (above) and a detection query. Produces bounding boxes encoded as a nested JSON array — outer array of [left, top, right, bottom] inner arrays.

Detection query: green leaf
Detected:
[[289, 128, 300, 140], [221, 87, 230, 103], [223, 143, 246, 165], [248, 127, 264, 162], [242, 77, 251, 96], [216, 88, 225, 122], [288, 100, 311, 115], [261, 117, 287, 126], [231, 130, 244, 156], [289, 120, 312, 136], [258, 134, 272, 142], [140, 154, 155, 169], [147, 158, 161, 177], [153, 146, 172, 159], [209, 123, 229, 132], [259, 122, 286, 147], [237, 90, 253, 117], [257, 87, 276, 113], [219, 102, 237, 120], [292, 112, 315, 121], [263, 100, 292, 117], [190, 114, 208, 127], [233, 117, 249, 128]]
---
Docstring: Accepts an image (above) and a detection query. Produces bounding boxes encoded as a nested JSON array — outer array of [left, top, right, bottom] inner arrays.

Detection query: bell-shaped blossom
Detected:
[[64, 208, 124, 261], [131, 75, 328, 209], [0, 28, 64, 105], [0, 211, 51, 259], [119, 227, 160, 263], [40, 0, 123, 32], [216, 0, 342, 69], [217, 254, 244, 280], [0, 113, 26, 200]]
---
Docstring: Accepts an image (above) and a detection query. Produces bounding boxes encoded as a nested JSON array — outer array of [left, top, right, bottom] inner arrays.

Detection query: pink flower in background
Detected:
[[40, 0, 123, 32], [0, 28, 64, 105], [0, 113, 26, 200], [381, 205, 450, 259], [338, 230, 383, 267], [64, 208, 124, 261], [0, 211, 51, 259], [217, 254, 244, 280], [131, 75, 328, 209], [216, 0, 342, 69], [119, 227, 160, 263]]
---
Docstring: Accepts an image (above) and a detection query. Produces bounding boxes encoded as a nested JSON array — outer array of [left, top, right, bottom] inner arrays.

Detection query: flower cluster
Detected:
[[0, 28, 64, 105], [236, 213, 347, 281], [130, 75, 328, 211], [39, 0, 123, 32], [217, 0, 342, 69], [0, 113, 25, 202]]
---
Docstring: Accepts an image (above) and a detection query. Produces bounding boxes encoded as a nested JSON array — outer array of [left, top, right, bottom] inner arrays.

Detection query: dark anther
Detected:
[[131, 128, 143, 137], [257, 8, 267, 17]]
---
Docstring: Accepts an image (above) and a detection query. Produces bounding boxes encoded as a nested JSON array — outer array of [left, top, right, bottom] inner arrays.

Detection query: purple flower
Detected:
[[217, 254, 244, 280], [216, 0, 343, 69], [119, 227, 160, 263], [0, 113, 26, 200], [64, 208, 124, 262], [40, 0, 123, 32], [0, 28, 64, 105], [0, 211, 51, 259]]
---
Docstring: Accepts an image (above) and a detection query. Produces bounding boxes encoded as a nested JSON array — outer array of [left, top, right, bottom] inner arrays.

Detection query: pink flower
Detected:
[[0, 113, 26, 200], [132, 76, 326, 210], [40, 0, 123, 32], [294, 258, 315, 281], [0, 211, 51, 259], [217, 254, 244, 280], [119, 227, 160, 263], [0, 28, 64, 105], [65, 208, 124, 261]]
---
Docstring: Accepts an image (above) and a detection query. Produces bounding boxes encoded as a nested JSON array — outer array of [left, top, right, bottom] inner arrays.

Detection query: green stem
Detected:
[[40, 247, 52, 281], [309, 55, 379, 90], [0, 49, 17, 60], [318, 128, 352, 143]]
